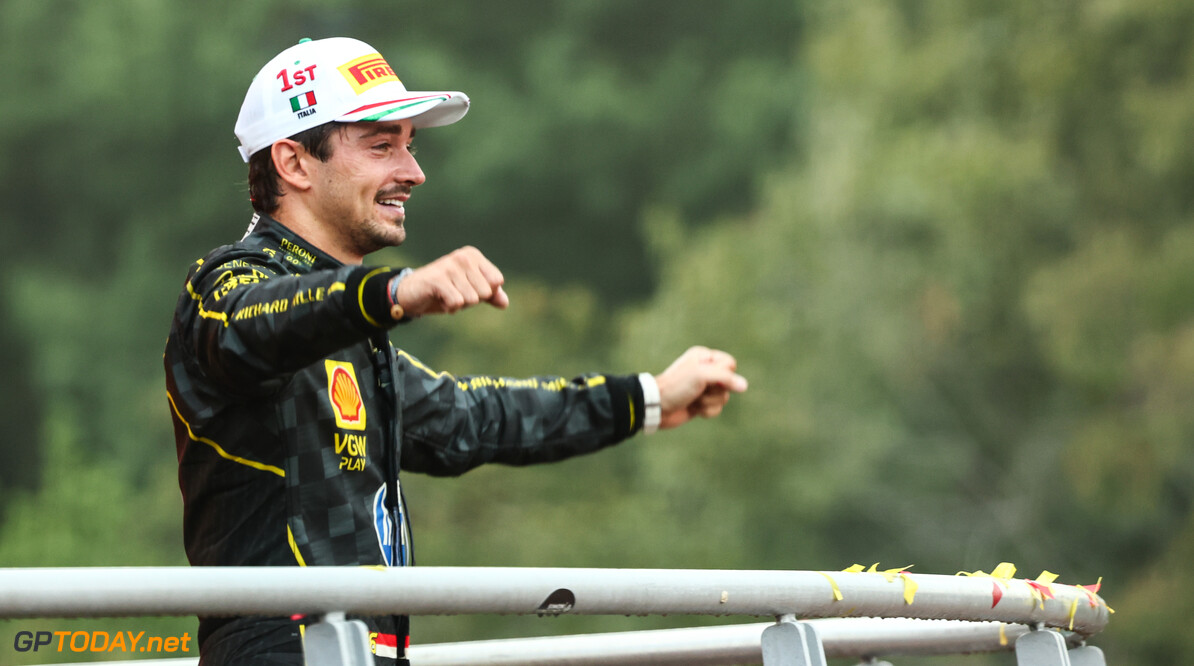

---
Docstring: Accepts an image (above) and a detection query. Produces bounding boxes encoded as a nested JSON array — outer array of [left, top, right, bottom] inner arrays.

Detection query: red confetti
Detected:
[[991, 581, 1003, 608], [1079, 581, 1102, 607], [1026, 580, 1055, 599]]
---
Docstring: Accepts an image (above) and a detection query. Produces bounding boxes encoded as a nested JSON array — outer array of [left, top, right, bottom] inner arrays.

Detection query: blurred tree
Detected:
[[355, 0, 806, 299], [0, 279, 41, 518], [606, 1, 1194, 662], [405, 2, 1194, 663]]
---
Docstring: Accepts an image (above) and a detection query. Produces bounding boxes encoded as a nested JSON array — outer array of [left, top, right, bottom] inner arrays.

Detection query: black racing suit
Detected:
[[165, 213, 646, 664]]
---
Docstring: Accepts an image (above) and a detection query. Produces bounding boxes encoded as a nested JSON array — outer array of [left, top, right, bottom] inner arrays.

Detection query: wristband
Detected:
[[638, 372, 661, 435], [387, 268, 415, 322]]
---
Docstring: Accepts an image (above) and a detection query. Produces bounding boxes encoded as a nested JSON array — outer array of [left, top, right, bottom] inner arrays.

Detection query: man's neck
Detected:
[[271, 207, 363, 265]]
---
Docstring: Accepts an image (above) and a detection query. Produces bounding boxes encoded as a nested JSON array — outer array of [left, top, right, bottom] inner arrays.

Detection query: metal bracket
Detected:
[[1014, 625, 1071, 666], [1068, 644, 1107, 666], [761, 615, 827, 666], [303, 611, 373, 666]]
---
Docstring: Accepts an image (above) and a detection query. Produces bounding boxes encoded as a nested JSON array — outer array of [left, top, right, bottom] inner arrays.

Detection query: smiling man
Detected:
[[164, 37, 747, 665]]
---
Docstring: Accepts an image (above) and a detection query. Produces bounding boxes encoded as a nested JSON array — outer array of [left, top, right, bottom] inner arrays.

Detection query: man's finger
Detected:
[[434, 281, 466, 313], [463, 263, 496, 303], [699, 384, 730, 406], [699, 399, 726, 419], [699, 364, 748, 393], [703, 349, 738, 371], [490, 285, 510, 309], [448, 270, 482, 307], [700, 385, 730, 403], [477, 255, 505, 289]]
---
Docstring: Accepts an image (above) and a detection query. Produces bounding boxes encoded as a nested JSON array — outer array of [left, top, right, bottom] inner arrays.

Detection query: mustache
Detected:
[[377, 185, 412, 199]]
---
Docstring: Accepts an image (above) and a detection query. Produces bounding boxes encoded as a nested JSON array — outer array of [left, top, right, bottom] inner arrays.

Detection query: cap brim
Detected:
[[336, 92, 469, 128]]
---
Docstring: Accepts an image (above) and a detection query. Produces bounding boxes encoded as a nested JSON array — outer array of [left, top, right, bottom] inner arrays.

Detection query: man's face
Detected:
[[306, 119, 425, 256]]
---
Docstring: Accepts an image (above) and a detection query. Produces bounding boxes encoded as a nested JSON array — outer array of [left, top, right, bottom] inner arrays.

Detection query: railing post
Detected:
[[302, 611, 373, 666], [1068, 643, 1106, 666], [1014, 624, 1071, 666], [761, 614, 827, 666]]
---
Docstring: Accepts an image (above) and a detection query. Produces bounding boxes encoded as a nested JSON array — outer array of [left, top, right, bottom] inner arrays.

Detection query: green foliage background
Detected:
[[1, 0, 1191, 663]]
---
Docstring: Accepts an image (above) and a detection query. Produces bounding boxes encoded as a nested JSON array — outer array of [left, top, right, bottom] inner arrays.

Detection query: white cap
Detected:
[[234, 37, 469, 162]]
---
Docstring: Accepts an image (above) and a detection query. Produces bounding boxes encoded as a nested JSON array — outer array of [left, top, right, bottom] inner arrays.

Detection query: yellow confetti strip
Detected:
[[1023, 570, 1059, 610], [865, 562, 1111, 617], [991, 562, 1017, 580], [843, 563, 913, 582], [1027, 583, 1046, 610], [957, 561, 1017, 589], [819, 572, 844, 601], [842, 563, 915, 602], [876, 564, 914, 583], [900, 573, 918, 605], [998, 623, 1008, 647]]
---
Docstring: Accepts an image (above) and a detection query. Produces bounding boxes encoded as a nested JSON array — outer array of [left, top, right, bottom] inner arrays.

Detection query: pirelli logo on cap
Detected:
[[338, 53, 401, 95], [325, 360, 367, 431]]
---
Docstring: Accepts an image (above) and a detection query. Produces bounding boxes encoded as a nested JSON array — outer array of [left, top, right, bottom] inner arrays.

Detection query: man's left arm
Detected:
[[397, 346, 747, 477]]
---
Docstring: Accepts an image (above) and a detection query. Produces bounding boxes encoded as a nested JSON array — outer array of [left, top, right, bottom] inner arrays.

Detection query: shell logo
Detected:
[[325, 360, 367, 430], [332, 370, 362, 419]]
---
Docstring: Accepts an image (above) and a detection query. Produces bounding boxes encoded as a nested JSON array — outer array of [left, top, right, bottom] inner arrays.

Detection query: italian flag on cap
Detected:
[[290, 91, 316, 112]]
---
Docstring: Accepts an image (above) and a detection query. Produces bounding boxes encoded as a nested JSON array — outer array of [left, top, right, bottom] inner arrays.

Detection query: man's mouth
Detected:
[[377, 188, 410, 214]]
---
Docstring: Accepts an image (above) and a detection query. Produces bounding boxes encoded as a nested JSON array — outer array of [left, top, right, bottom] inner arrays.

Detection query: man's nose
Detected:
[[397, 150, 425, 186]]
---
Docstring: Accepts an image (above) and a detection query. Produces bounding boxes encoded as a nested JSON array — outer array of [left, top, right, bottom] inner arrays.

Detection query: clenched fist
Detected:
[[392, 246, 509, 318], [655, 346, 748, 430]]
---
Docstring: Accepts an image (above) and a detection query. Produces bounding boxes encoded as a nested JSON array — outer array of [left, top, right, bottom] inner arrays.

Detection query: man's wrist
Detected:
[[638, 372, 661, 435], [387, 268, 416, 322], [350, 266, 410, 330]]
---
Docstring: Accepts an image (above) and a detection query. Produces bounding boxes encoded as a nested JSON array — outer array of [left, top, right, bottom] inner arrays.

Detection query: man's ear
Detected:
[[272, 139, 313, 193]]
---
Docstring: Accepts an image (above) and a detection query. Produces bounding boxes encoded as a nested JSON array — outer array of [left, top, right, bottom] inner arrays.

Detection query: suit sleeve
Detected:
[[179, 253, 402, 392], [396, 349, 645, 476]]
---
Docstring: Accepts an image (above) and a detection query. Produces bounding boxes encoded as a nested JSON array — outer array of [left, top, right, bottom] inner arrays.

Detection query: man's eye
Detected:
[[373, 143, 391, 151]]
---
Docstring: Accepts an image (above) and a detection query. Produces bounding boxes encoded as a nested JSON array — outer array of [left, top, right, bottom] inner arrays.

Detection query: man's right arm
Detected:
[[181, 255, 402, 390]]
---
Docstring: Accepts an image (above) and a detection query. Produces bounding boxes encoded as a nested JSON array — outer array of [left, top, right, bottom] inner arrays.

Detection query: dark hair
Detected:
[[247, 123, 341, 213]]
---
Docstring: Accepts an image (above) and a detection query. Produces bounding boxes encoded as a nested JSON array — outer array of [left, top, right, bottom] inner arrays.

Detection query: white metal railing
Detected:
[[14, 621, 1110, 666], [409, 618, 1043, 664], [0, 567, 1110, 665], [27, 619, 1042, 665]]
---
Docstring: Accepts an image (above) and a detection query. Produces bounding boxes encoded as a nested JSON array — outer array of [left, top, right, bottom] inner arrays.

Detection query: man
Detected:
[[165, 37, 747, 665]]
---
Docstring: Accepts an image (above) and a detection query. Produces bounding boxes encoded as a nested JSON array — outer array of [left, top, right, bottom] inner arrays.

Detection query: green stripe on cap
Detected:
[[361, 96, 450, 122]]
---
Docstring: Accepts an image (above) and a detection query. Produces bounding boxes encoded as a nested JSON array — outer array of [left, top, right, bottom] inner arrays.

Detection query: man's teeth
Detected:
[[379, 199, 404, 207]]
